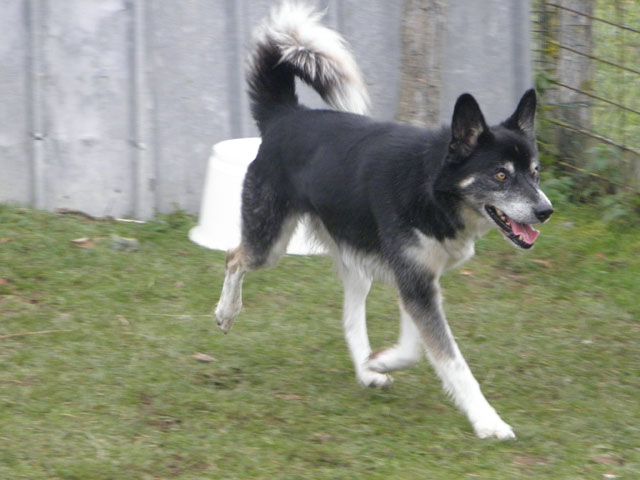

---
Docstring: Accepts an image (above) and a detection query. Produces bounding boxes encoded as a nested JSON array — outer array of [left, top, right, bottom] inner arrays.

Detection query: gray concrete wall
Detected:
[[441, 0, 533, 125], [0, 0, 531, 220]]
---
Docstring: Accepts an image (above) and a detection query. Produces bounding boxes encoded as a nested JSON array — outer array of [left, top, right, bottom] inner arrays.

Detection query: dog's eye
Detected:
[[495, 170, 507, 181]]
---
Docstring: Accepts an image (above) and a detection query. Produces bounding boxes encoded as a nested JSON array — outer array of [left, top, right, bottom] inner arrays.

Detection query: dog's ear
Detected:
[[503, 89, 536, 140], [449, 93, 489, 157]]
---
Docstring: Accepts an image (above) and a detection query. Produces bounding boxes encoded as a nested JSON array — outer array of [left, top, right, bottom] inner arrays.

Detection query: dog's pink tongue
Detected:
[[511, 220, 539, 244]]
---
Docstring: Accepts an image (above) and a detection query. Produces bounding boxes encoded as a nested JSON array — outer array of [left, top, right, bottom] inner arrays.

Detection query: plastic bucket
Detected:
[[188, 137, 324, 255]]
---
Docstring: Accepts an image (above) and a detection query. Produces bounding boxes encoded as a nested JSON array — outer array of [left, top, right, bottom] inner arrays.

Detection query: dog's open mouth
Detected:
[[485, 206, 539, 249]]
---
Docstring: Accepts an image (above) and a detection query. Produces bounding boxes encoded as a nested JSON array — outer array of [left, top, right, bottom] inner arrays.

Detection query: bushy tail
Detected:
[[247, 2, 370, 133]]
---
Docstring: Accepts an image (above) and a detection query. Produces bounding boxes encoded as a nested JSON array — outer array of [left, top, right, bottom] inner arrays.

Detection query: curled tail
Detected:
[[247, 2, 370, 133]]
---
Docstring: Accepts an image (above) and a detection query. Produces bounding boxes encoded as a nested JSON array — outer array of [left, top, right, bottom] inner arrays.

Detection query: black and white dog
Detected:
[[215, 3, 553, 439]]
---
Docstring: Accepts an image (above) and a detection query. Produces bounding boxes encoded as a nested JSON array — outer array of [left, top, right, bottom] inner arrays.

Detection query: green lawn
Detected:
[[1, 203, 638, 479]]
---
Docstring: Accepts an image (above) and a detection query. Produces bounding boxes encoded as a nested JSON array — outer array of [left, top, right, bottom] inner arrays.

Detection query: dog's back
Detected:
[[256, 106, 456, 251]]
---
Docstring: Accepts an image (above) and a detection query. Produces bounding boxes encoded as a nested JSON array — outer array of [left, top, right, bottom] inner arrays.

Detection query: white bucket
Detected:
[[188, 137, 325, 255]]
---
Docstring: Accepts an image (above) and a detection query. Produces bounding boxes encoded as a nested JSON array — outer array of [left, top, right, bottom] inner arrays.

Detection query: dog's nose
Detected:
[[535, 207, 554, 223]]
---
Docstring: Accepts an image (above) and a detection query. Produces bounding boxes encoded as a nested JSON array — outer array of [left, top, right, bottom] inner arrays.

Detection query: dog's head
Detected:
[[440, 89, 553, 249]]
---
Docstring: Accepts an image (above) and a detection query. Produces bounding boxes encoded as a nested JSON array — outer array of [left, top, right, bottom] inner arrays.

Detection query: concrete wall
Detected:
[[0, 0, 531, 219]]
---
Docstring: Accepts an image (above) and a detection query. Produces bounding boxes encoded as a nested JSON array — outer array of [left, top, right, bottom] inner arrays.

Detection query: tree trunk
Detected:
[[395, 0, 446, 128]]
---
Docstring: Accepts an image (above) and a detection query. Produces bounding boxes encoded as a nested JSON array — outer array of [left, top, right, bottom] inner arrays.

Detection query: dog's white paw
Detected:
[[473, 416, 516, 440], [357, 369, 394, 389], [365, 349, 393, 373], [366, 348, 414, 373], [214, 302, 241, 334], [366, 346, 422, 374]]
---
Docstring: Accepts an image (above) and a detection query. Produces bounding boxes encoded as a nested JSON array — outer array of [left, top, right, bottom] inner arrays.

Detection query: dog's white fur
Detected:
[[249, 2, 370, 115], [217, 207, 516, 439], [217, 2, 518, 440], [336, 212, 514, 439]]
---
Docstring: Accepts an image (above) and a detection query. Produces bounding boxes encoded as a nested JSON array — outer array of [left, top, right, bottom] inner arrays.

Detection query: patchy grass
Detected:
[[0, 203, 638, 479]]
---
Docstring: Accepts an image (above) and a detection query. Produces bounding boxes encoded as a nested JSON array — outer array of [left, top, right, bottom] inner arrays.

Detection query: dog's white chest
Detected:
[[406, 230, 476, 275], [442, 237, 476, 271]]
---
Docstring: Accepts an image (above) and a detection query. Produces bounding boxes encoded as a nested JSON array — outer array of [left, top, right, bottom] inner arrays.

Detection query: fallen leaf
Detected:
[[603, 473, 620, 479], [0, 278, 10, 285], [459, 269, 474, 276], [56, 208, 96, 221], [192, 353, 216, 363], [149, 417, 181, 431], [513, 455, 549, 466], [0, 238, 12, 244], [595, 253, 606, 259], [311, 433, 333, 443], [592, 455, 623, 466], [531, 259, 552, 268], [174, 281, 185, 288], [71, 237, 99, 249], [275, 393, 303, 400]]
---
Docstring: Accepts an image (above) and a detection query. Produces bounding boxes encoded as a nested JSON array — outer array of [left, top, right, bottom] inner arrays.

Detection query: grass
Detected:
[[1, 203, 639, 479]]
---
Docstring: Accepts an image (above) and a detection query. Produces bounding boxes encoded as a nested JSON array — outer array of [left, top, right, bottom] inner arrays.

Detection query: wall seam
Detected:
[[26, 0, 45, 210], [130, 0, 156, 219]]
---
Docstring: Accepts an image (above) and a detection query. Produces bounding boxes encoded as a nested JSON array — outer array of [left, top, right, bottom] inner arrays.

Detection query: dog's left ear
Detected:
[[449, 93, 490, 157], [503, 89, 537, 140]]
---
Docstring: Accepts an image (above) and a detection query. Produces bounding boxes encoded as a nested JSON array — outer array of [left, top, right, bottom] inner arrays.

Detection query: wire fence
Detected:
[[533, 0, 640, 193]]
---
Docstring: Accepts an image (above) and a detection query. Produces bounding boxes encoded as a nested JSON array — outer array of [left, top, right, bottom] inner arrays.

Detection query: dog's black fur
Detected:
[[216, 2, 553, 439], [242, 87, 540, 265]]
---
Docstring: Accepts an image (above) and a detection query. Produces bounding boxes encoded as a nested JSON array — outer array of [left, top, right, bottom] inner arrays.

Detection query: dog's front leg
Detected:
[[398, 269, 515, 440], [339, 267, 393, 388], [366, 301, 424, 373]]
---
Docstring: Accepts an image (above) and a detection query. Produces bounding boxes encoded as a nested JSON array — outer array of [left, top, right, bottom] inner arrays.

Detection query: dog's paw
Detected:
[[365, 349, 393, 373], [214, 302, 240, 334], [365, 347, 421, 374], [357, 369, 394, 389], [473, 416, 516, 440]]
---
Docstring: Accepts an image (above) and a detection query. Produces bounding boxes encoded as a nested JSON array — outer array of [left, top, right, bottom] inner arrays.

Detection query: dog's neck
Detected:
[[458, 204, 494, 242]]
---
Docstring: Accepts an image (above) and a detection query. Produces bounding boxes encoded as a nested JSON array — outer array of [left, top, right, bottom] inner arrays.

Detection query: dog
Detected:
[[214, 2, 553, 440]]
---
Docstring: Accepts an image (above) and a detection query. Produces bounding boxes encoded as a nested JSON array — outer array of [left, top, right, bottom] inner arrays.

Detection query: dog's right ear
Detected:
[[449, 93, 489, 157]]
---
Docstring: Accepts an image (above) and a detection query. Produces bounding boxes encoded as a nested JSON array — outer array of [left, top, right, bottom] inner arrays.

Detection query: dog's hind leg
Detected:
[[215, 246, 249, 334], [339, 267, 393, 388], [366, 302, 424, 373], [214, 216, 298, 333], [214, 165, 298, 333]]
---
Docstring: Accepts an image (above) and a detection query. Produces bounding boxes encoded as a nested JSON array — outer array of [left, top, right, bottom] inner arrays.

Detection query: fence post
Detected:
[[546, 0, 595, 167], [396, 0, 446, 127]]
